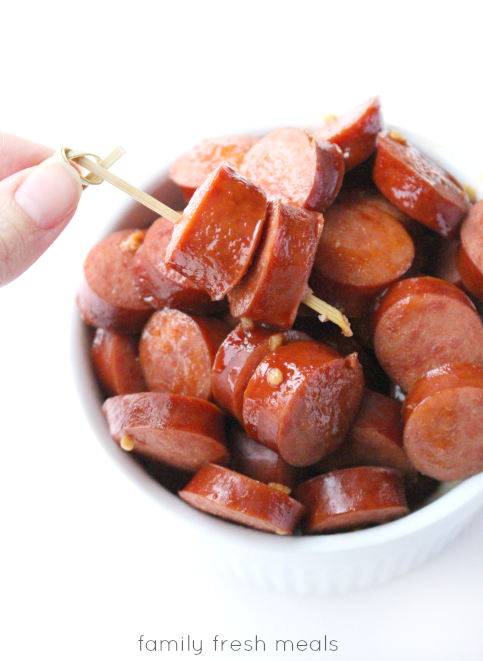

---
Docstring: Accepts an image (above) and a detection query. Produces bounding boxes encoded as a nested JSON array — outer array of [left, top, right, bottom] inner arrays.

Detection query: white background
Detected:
[[2, 1, 483, 659]]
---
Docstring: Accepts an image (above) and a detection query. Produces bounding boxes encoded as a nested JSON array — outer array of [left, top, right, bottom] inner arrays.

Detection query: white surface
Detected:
[[2, 2, 483, 659]]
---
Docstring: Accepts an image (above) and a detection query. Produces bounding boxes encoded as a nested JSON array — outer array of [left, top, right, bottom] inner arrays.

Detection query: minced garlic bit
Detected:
[[463, 184, 477, 204], [120, 434, 135, 451], [269, 333, 284, 352], [240, 317, 255, 331], [267, 367, 283, 387], [318, 314, 328, 323], [388, 130, 407, 145], [120, 230, 145, 253], [324, 113, 338, 124], [269, 483, 292, 495]]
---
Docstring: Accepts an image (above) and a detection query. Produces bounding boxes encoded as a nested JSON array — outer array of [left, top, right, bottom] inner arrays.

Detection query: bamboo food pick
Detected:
[[63, 148, 352, 336]]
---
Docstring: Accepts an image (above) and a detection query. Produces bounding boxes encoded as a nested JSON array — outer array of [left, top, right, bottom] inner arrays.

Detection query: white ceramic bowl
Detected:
[[72, 126, 483, 596]]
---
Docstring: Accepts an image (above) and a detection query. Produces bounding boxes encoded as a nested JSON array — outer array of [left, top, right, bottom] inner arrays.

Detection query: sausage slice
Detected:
[[179, 464, 305, 535], [243, 341, 364, 466], [311, 96, 382, 171], [457, 200, 483, 299], [169, 135, 259, 203], [403, 363, 483, 480], [102, 393, 228, 472], [241, 127, 344, 212], [77, 230, 152, 333], [373, 130, 470, 237], [165, 162, 268, 300], [91, 328, 146, 396], [228, 200, 323, 328], [373, 277, 483, 392], [212, 323, 310, 422], [139, 309, 229, 399], [310, 193, 415, 317], [295, 467, 409, 533]]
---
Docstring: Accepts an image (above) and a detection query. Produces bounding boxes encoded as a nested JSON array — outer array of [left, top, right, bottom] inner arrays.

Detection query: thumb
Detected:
[[0, 159, 83, 286]]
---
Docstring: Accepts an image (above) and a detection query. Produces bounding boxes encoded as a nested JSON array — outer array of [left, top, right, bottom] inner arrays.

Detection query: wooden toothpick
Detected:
[[64, 148, 352, 336]]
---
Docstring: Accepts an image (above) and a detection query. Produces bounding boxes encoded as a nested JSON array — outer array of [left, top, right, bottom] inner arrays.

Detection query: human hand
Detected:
[[0, 132, 82, 286]]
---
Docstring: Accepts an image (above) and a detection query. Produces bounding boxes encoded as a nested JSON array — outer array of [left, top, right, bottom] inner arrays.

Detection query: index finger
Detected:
[[0, 132, 54, 181]]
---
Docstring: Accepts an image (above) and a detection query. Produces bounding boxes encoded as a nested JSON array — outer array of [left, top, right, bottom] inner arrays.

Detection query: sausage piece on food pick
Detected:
[[76, 230, 152, 333], [228, 200, 323, 329], [165, 162, 268, 300], [91, 328, 146, 396], [169, 135, 260, 204], [139, 309, 230, 400], [373, 130, 470, 237], [179, 464, 305, 535], [311, 96, 382, 172], [295, 467, 409, 534], [133, 217, 220, 314], [403, 363, 483, 481], [373, 276, 483, 392], [241, 127, 344, 212], [102, 393, 228, 472], [243, 340, 364, 467]]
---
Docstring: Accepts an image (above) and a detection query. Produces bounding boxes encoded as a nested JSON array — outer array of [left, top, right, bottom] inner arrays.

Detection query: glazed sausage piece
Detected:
[[243, 340, 364, 467], [311, 96, 382, 172], [373, 130, 470, 237], [139, 309, 230, 400], [165, 162, 267, 300], [293, 316, 390, 394], [102, 393, 228, 472], [179, 464, 305, 535], [212, 323, 310, 422], [295, 467, 409, 534], [457, 200, 483, 299], [133, 217, 220, 314], [169, 135, 260, 204], [91, 328, 146, 396], [316, 390, 414, 474], [403, 363, 483, 481], [373, 277, 483, 392], [240, 127, 344, 212], [309, 193, 415, 317], [228, 201, 323, 328], [229, 422, 299, 489], [76, 230, 153, 333]]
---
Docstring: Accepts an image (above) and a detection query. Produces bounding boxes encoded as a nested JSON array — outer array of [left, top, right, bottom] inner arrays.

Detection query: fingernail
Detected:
[[14, 161, 82, 230]]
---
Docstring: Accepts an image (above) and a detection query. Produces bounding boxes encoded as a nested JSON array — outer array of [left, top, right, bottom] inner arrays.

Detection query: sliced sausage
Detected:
[[139, 309, 230, 399], [373, 276, 483, 392], [165, 162, 267, 300], [229, 422, 299, 489], [179, 464, 305, 535], [169, 135, 260, 203], [293, 316, 390, 394], [309, 193, 415, 317], [311, 96, 382, 171], [240, 127, 344, 212], [316, 390, 414, 474], [457, 200, 483, 299], [228, 200, 323, 328], [102, 393, 228, 472], [212, 323, 310, 422], [133, 216, 219, 314], [76, 229, 152, 333], [295, 467, 409, 533], [243, 340, 364, 467], [91, 328, 146, 396], [403, 363, 483, 480], [373, 130, 470, 237]]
